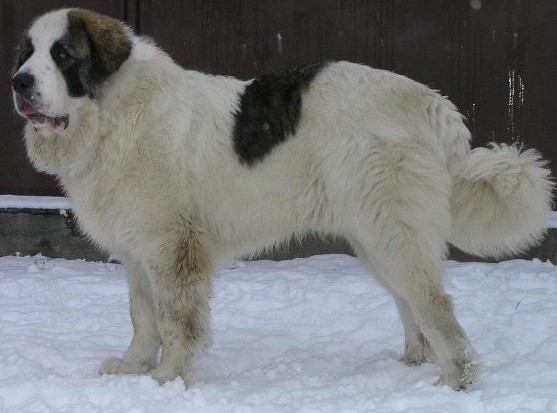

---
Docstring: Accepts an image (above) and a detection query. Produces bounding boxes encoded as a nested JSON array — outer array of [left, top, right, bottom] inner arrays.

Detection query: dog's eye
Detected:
[[56, 50, 70, 61], [51, 45, 74, 64]]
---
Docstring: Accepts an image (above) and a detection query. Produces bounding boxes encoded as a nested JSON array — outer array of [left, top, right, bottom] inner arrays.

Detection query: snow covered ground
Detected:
[[1, 254, 557, 413]]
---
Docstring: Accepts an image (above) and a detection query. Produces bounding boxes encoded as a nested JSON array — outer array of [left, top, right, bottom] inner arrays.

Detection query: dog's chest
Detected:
[[68, 190, 133, 255], [63, 169, 147, 256]]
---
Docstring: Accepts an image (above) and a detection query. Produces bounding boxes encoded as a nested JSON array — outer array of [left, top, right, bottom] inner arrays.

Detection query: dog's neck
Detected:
[[23, 99, 100, 179]]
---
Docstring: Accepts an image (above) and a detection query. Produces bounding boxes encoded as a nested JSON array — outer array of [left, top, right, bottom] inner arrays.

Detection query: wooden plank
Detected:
[[524, 0, 557, 177]]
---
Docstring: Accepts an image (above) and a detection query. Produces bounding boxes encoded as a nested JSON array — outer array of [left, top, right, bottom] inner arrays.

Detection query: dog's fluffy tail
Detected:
[[449, 143, 553, 258]]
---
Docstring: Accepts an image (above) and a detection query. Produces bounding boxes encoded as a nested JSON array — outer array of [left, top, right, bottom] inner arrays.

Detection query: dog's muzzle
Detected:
[[13, 72, 70, 131], [12, 71, 36, 100]]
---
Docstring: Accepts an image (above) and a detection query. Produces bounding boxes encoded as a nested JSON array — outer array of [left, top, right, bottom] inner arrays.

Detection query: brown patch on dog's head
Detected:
[[66, 8, 132, 90]]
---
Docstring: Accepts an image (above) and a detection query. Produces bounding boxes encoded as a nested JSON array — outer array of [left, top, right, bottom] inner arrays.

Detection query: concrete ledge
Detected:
[[1, 209, 555, 263], [0, 209, 106, 261]]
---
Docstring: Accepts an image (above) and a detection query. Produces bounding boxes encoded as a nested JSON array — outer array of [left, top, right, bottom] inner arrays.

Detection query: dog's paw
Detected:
[[150, 365, 182, 385], [400, 337, 433, 367], [436, 359, 479, 391], [400, 349, 429, 367], [99, 356, 153, 375]]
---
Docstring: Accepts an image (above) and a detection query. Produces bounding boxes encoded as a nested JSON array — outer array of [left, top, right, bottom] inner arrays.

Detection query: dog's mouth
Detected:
[[20, 100, 69, 131]]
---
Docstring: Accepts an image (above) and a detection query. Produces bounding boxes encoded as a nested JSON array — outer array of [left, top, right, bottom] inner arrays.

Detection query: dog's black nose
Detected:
[[12, 72, 35, 95]]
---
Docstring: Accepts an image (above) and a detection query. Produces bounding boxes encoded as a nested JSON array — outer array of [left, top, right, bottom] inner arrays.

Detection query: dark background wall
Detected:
[[1, 0, 556, 196]]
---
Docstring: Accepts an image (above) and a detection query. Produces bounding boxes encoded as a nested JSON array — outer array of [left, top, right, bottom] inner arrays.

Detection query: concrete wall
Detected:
[[1, 210, 555, 263]]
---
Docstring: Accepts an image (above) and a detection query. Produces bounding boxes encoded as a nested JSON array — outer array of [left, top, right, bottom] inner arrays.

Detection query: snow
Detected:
[[0, 195, 70, 210], [547, 213, 557, 230], [1, 254, 557, 412]]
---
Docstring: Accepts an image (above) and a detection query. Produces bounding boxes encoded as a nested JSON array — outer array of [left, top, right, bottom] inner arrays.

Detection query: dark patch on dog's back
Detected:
[[232, 62, 329, 166]]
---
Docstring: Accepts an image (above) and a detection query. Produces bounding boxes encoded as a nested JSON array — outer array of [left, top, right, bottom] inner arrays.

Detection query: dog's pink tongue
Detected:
[[21, 101, 39, 115]]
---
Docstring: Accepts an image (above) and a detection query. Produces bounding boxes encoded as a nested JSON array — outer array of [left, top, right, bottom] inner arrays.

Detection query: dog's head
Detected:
[[12, 8, 132, 136]]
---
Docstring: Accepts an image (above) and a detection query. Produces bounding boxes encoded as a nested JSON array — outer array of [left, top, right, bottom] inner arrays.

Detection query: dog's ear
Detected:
[[67, 9, 132, 84]]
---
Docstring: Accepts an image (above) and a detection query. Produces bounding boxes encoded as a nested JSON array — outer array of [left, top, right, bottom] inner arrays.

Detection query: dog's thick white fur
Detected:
[[14, 9, 553, 391]]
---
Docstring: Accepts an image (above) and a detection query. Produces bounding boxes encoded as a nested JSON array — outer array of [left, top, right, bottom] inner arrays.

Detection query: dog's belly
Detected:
[[198, 151, 339, 259]]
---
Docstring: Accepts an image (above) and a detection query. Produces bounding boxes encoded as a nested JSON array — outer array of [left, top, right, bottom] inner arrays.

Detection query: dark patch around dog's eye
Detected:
[[232, 61, 329, 166], [67, 9, 132, 97], [46, 10, 132, 99], [51, 42, 75, 66], [50, 42, 74, 66], [51, 40, 87, 97], [14, 36, 34, 73]]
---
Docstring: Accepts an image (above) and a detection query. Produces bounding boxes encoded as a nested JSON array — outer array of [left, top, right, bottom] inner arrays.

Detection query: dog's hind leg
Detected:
[[353, 228, 477, 390], [398, 271, 477, 391], [349, 240, 432, 367], [143, 227, 213, 385], [394, 296, 433, 366], [99, 260, 160, 375], [345, 144, 477, 390]]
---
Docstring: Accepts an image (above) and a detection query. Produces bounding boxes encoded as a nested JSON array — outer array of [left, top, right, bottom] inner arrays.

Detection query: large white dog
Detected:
[[12, 8, 553, 391]]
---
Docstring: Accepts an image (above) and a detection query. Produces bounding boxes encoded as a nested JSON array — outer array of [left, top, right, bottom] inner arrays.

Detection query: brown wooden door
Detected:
[[2, 0, 556, 195]]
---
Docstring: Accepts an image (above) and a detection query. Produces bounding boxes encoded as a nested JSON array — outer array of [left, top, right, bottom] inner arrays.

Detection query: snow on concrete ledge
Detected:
[[1, 195, 557, 228], [0, 195, 71, 210], [547, 211, 557, 229]]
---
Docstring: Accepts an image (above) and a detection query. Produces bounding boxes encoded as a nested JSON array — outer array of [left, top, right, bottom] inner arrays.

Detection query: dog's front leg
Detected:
[[145, 231, 213, 386], [99, 259, 160, 375]]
